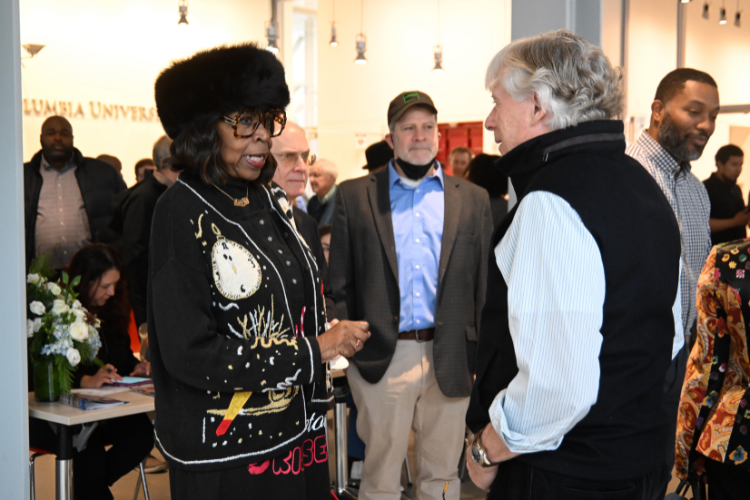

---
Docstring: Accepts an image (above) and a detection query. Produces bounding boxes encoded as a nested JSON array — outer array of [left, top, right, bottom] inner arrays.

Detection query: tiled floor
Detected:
[[29, 412, 685, 499]]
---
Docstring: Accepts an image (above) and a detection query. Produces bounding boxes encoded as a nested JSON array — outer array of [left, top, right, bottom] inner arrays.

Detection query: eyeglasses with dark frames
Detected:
[[222, 109, 287, 138]]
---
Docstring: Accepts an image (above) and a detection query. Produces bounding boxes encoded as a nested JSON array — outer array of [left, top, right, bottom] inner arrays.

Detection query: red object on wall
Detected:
[[437, 121, 484, 166]]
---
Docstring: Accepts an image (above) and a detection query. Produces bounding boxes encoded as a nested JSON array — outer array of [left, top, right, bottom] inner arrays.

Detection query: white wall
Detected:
[[316, 0, 511, 182], [19, 0, 271, 186], [19, 1, 750, 190]]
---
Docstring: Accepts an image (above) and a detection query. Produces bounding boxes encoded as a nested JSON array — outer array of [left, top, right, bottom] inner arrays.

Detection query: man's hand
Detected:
[[481, 423, 520, 464], [466, 448, 498, 491], [466, 423, 521, 491]]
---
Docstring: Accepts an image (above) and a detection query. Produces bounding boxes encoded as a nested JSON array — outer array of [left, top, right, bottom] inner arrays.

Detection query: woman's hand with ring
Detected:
[[317, 320, 370, 363]]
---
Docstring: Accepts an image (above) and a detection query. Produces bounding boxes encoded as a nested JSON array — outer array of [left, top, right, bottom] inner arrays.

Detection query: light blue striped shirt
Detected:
[[489, 191, 683, 454], [388, 161, 445, 332]]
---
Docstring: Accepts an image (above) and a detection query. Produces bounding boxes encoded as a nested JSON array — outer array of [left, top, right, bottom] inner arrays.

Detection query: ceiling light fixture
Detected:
[[22, 44, 45, 58], [433, 46, 444, 74], [355, 34, 367, 64], [736, 0, 742, 26], [703, 2, 710, 18], [433, 0, 443, 73], [354, 0, 367, 65], [330, 24, 338, 46], [266, 23, 279, 54], [720, 5, 728, 23], [266, 0, 279, 55], [178, 0, 189, 25], [681, 0, 692, 3], [330, 0, 338, 46]]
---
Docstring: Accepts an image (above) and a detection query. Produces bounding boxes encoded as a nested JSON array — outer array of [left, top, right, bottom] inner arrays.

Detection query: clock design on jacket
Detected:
[[211, 235, 262, 300]]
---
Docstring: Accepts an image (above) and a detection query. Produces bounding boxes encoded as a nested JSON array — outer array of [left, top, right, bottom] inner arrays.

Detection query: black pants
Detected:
[[487, 460, 670, 500], [705, 459, 750, 500], [30, 413, 154, 500]]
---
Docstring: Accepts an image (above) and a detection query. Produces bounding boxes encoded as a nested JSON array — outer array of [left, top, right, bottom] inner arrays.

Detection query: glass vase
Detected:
[[34, 358, 61, 402]]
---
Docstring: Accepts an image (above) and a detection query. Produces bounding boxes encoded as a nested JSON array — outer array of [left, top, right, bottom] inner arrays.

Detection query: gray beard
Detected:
[[657, 113, 706, 162]]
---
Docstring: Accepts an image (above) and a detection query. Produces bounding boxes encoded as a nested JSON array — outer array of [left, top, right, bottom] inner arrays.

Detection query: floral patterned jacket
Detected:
[[675, 240, 750, 479]]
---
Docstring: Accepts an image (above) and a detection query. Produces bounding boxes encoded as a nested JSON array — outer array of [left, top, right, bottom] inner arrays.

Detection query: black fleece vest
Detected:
[[466, 121, 682, 480]]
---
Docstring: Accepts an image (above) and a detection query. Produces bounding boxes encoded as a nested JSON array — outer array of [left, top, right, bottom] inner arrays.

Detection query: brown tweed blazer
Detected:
[[329, 166, 493, 398]]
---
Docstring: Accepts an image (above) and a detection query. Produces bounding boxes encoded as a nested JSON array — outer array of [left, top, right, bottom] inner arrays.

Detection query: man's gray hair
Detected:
[[152, 135, 173, 170], [314, 158, 338, 180], [485, 30, 623, 131]]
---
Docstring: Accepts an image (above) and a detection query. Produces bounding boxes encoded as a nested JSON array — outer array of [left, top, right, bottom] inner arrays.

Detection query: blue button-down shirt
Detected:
[[388, 161, 445, 332]]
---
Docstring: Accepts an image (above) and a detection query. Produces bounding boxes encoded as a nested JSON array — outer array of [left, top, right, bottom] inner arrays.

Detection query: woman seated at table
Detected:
[[149, 43, 370, 500], [29, 243, 154, 500]]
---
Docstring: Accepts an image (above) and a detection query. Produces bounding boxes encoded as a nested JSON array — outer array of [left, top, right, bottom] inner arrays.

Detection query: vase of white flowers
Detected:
[[27, 258, 102, 401]]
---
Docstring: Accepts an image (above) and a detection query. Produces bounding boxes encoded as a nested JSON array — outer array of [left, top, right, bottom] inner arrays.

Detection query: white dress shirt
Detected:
[[489, 191, 683, 454]]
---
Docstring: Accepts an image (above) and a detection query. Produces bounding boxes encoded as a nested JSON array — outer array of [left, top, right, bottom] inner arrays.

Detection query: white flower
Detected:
[[27, 320, 34, 338], [51, 299, 69, 315], [29, 301, 45, 316], [46, 283, 62, 296], [72, 300, 83, 311], [73, 309, 86, 322], [52, 326, 63, 339], [66, 348, 81, 367], [69, 321, 89, 341], [27, 273, 40, 284], [33, 318, 42, 333]]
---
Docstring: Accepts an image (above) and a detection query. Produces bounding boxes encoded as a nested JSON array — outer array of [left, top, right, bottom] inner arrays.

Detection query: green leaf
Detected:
[[70, 275, 81, 288], [61, 271, 69, 285], [54, 355, 73, 395], [28, 254, 55, 279]]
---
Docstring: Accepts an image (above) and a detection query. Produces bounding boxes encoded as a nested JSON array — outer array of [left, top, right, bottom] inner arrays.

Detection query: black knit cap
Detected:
[[155, 43, 290, 139]]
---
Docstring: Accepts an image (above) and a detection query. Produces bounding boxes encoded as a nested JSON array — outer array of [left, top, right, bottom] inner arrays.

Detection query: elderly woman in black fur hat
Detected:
[[149, 43, 370, 499]]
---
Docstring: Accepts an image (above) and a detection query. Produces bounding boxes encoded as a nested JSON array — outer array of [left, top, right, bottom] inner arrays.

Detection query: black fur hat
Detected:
[[155, 43, 290, 139]]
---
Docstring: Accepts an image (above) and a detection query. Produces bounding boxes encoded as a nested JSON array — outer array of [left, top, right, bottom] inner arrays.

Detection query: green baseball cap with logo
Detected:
[[387, 91, 438, 125]]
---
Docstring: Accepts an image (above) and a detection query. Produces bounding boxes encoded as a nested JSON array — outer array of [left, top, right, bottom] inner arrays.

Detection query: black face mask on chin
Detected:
[[395, 157, 436, 180]]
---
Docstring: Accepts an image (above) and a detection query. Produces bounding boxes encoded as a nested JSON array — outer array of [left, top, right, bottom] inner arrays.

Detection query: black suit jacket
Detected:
[[293, 207, 336, 320], [329, 167, 492, 397], [109, 174, 168, 326]]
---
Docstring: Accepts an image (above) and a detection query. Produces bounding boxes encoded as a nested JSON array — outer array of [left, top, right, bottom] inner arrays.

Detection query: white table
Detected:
[[28, 391, 155, 500]]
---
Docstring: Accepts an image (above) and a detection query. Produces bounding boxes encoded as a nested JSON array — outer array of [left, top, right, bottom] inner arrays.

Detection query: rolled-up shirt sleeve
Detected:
[[489, 191, 605, 454]]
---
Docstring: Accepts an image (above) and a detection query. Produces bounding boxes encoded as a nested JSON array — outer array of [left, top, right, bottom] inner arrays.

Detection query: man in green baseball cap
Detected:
[[329, 89, 493, 500]]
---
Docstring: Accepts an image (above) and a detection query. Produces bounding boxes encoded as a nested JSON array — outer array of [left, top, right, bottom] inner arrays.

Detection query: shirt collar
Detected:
[[635, 130, 691, 176], [387, 159, 445, 189], [317, 183, 337, 204], [41, 153, 76, 173]]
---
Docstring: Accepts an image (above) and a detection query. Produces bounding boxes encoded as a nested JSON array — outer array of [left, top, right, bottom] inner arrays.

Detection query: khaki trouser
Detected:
[[347, 340, 470, 500]]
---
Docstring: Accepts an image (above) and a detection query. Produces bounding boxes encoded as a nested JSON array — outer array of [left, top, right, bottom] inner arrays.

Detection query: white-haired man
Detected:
[[465, 30, 683, 498], [308, 158, 338, 226], [271, 122, 336, 317]]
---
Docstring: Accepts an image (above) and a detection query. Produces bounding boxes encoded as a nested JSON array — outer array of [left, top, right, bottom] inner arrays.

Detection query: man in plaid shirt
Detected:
[[626, 68, 720, 486]]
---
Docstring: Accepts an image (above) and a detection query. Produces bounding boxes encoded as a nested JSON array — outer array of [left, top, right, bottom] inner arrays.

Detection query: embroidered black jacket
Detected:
[[148, 175, 329, 471]]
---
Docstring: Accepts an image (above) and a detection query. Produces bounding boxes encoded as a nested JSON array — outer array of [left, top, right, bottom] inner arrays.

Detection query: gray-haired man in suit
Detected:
[[329, 91, 493, 500]]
